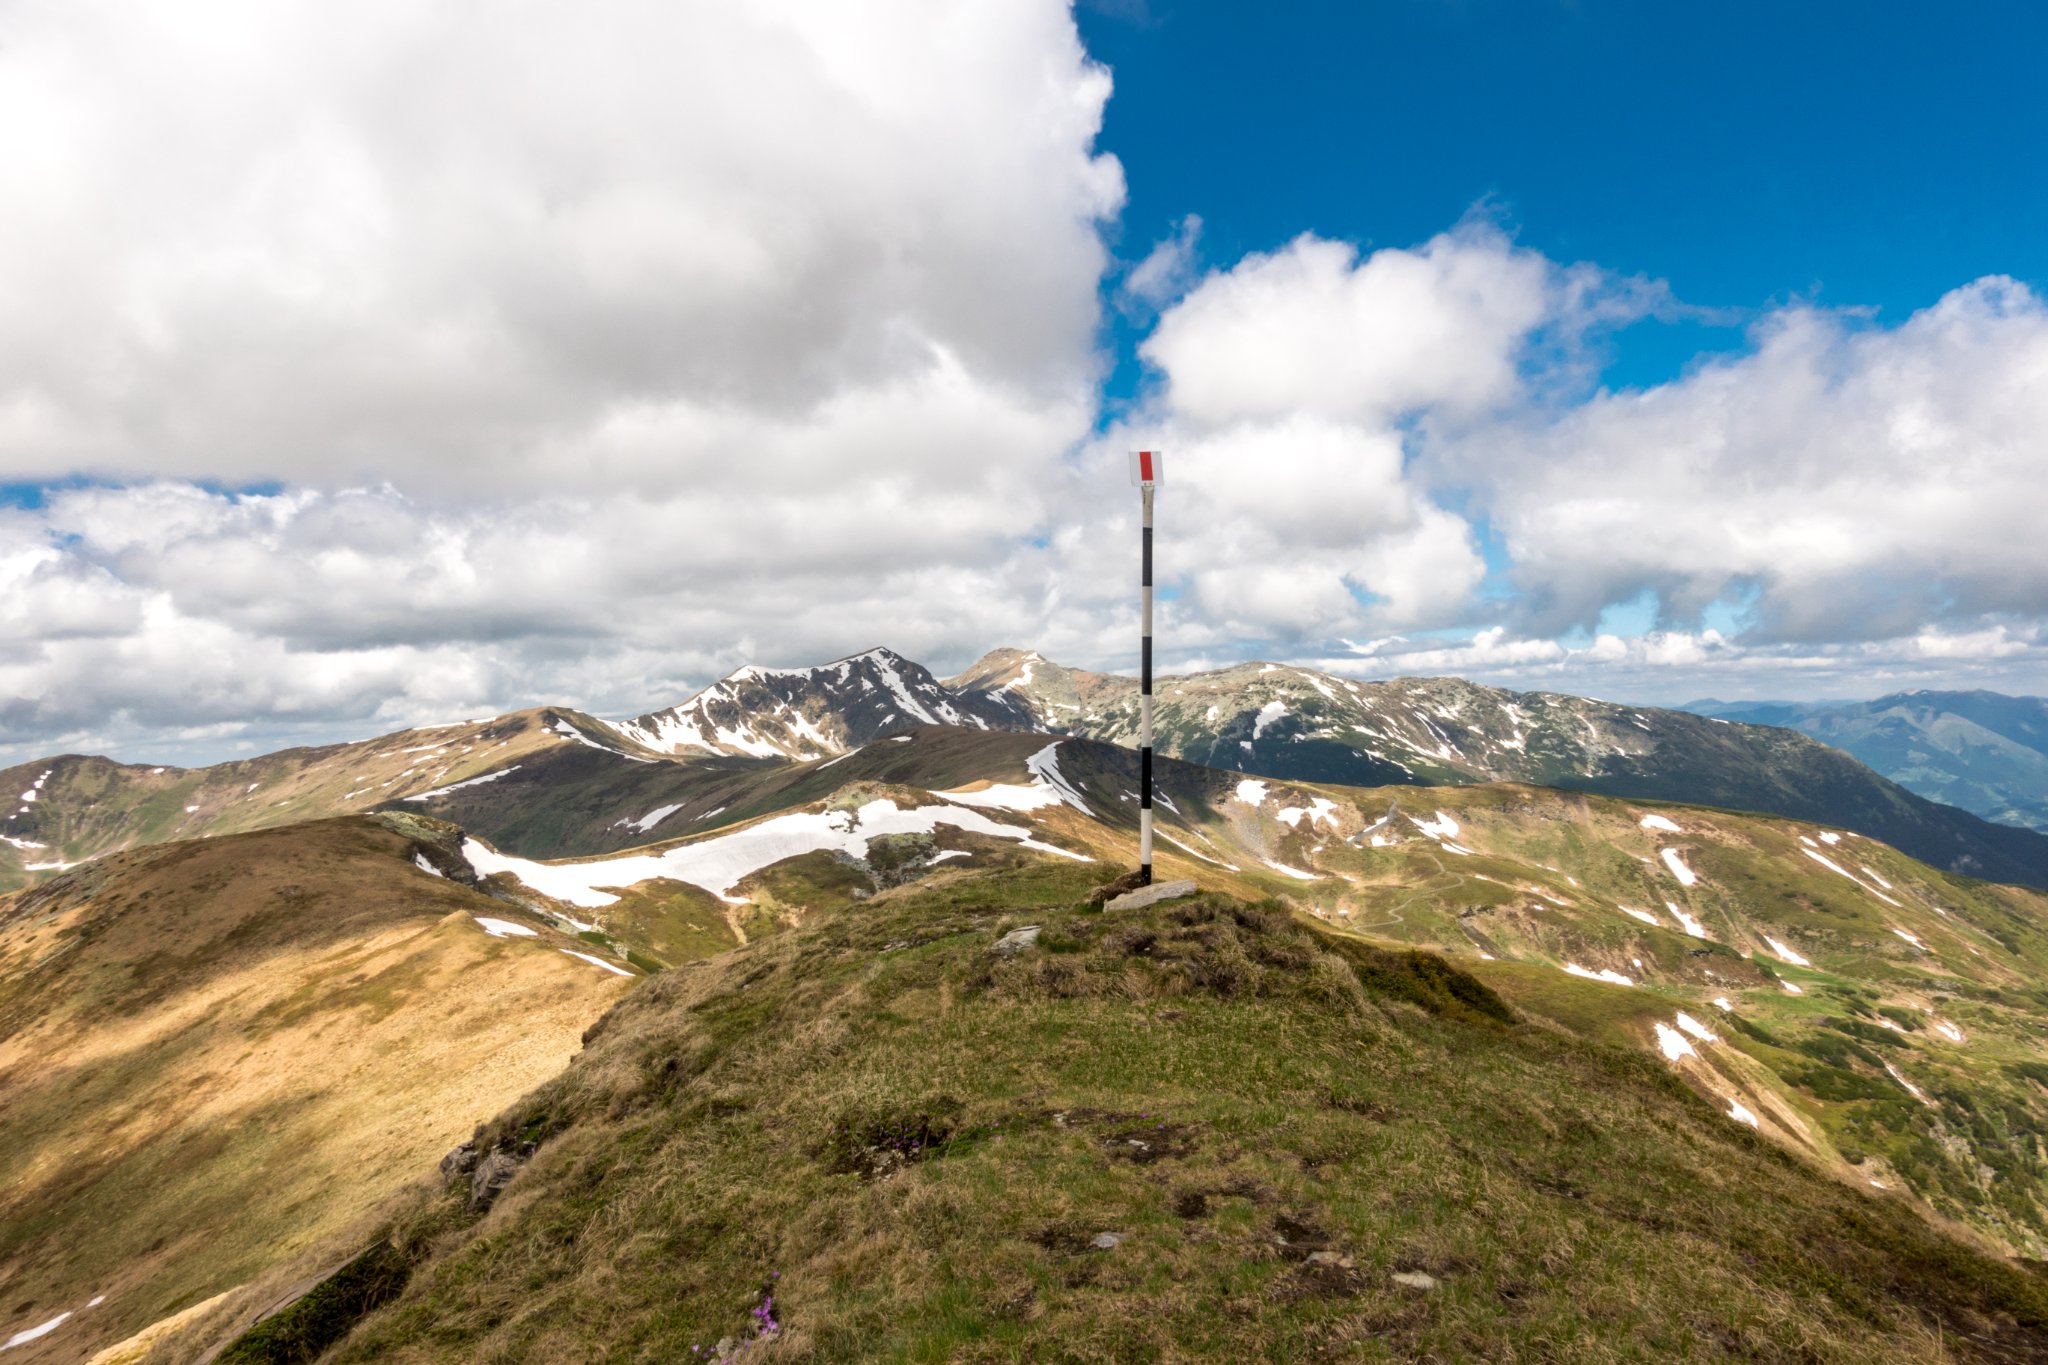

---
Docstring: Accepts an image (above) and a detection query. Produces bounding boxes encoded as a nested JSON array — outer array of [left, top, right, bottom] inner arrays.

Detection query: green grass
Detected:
[[300, 882, 2048, 1363]]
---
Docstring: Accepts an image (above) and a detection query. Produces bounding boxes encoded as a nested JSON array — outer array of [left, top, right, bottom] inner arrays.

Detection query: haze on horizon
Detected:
[[4, 0, 2045, 766]]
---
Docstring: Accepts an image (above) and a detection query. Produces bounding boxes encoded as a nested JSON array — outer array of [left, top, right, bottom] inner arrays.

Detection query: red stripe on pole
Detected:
[[1139, 450, 1154, 482]]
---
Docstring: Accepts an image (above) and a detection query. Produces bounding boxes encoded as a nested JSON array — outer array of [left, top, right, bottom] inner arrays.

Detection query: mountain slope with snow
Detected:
[[951, 650, 2048, 890], [612, 647, 1034, 760]]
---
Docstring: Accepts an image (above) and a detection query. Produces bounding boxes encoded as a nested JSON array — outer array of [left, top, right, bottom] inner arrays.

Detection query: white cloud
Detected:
[[1458, 277, 2048, 644], [0, 0, 1122, 491], [1139, 223, 1560, 426], [1122, 214, 1203, 310], [5, 1, 2048, 763]]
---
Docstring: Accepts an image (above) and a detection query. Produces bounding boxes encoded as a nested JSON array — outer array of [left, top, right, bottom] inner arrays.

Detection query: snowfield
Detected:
[[462, 797, 1090, 908]]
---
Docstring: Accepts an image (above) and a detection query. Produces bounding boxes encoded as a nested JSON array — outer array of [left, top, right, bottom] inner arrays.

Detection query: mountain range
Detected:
[[7, 699, 2047, 1359], [1689, 691, 2048, 834], [10, 647, 2048, 895]]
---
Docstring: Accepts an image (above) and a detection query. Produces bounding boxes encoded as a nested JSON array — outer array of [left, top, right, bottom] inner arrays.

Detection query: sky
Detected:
[[4, 0, 2047, 765]]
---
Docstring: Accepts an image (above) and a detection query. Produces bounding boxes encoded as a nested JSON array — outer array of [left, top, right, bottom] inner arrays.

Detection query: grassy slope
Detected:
[[0, 816, 635, 1364], [225, 867, 2048, 1363], [0, 710, 594, 893], [369, 727, 2048, 1256], [1196, 779, 2048, 1256]]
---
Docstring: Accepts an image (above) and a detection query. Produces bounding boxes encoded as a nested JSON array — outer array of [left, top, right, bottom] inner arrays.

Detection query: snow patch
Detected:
[[1638, 813, 1683, 833], [1800, 848, 1901, 906], [3, 1312, 72, 1350], [1261, 858, 1318, 881], [1276, 797, 1341, 830], [559, 949, 634, 977], [1712, 997, 1734, 1011], [1666, 902, 1708, 938], [1818, 831, 1842, 845], [461, 798, 1091, 908], [1884, 1061, 1933, 1105], [1233, 779, 1269, 807], [1659, 847, 1698, 886], [475, 917, 539, 938], [1023, 744, 1093, 815], [1763, 936, 1811, 967], [1617, 905, 1662, 926], [1726, 1099, 1760, 1127], [406, 765, 522, 802], [628, 803, 684, 834], [1564, 963, 1634, 986], [1779, 980, 1804, 995], [1675, 1012, 1719, 1044], [1251, 700, 1289, 740], [1891, 928, 1924, 949], [1653, 1022, 1696, 1061], [1411, 810, 1461, 840], [1932, 1020, 1964, 1043], [413, 853, 443, 878], [1158, 830, 1239, 870]]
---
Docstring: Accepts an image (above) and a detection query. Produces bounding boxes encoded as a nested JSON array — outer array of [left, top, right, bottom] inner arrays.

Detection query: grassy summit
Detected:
[[234, 863, 2046, 1363]]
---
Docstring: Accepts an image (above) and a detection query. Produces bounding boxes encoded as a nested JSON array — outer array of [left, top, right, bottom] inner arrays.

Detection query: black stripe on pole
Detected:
[[1142, 525, 1153, 588], [1140, 748, 1152, 807], [1141, 636, 1151, 686]]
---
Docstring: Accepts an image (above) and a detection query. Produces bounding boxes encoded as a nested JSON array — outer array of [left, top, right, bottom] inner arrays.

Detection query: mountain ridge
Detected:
[[11, 647, 2048, 896], [1688, 690, 2048, 834]]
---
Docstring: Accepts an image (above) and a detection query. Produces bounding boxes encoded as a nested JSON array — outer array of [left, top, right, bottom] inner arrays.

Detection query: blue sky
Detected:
[[1082, 0, 2047, 395], [3, 0, 2047, 763]]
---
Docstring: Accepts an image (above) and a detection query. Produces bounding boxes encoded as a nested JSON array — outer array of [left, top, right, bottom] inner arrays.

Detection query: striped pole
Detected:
[[1133, 451, 1160, 885]]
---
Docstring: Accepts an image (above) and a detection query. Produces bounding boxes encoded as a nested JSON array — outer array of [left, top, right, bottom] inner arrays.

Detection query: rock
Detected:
[[438, 1140, 479, 1186], [1391, 1270, 1439, 1291], [990, 925, 1042, 956], [1105, 879, 1198, 912], [469, 1150, 523, 1213], [1306, 1251, 1355, 1269], [1086, 868, 1149, 905], [1090, 1231, 1125, 1250]]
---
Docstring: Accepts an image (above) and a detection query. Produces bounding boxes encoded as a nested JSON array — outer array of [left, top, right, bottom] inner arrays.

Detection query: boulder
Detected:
[[438, 1140, 479, 1187], [990, 926, 1042, 957], [1105, 879, 1198, 912], [469, 1151, 523, 1214]]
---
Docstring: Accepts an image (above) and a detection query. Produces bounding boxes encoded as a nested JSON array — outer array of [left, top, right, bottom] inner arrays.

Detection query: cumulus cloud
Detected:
[[1121, 214, 1203, 310], [0, 0, 1121, 490], [5, 0, 2048, 762], [1140, 223, 1561, 425], [1455, 277, 2048, 644]]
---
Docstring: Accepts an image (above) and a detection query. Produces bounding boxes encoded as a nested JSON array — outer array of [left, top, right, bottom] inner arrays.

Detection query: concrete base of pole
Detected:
[[1105, 879, 1197, 912]]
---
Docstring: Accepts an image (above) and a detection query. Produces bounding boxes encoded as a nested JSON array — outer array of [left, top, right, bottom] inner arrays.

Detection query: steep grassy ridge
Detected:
[[0, 815, 635, 1364], [204, 872, 2048, 1362], [0, 710, 624, 892], [433, 728, 2048, 1256]]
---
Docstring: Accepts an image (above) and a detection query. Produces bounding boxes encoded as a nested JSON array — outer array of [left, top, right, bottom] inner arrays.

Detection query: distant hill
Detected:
[[953, 649, 2048, 891], [1688, 691, 2048, 833]]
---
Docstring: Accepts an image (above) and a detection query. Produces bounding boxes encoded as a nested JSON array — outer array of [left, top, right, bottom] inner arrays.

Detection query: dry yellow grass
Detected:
[[0, 816, 632, 1364]]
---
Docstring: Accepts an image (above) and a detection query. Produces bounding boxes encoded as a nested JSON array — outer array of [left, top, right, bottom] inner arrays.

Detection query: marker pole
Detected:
[[1133, 451, 1160, 886]]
